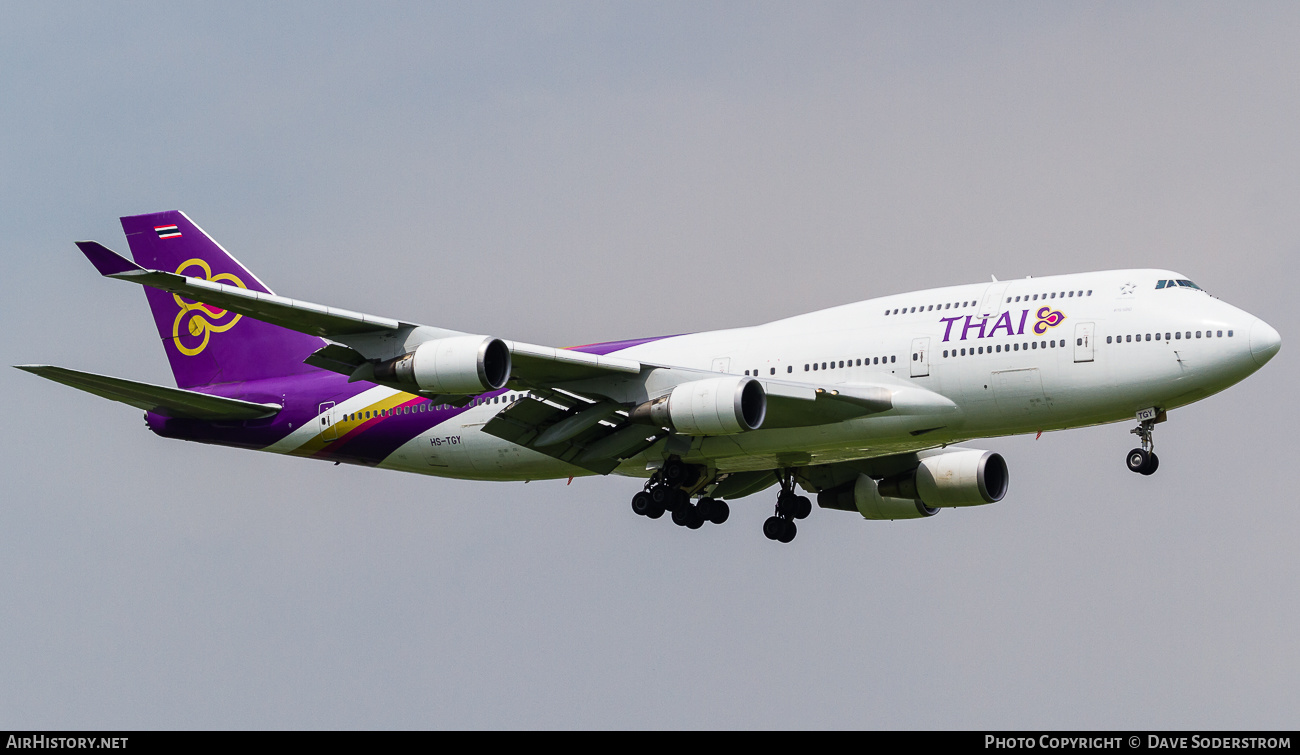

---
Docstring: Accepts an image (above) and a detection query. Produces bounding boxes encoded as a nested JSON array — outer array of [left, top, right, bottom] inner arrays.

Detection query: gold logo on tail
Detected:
[[171, 259, 247, 356]]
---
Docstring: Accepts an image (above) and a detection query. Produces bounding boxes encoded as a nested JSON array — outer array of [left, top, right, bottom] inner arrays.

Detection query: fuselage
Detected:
[[146, 269, 1280, 481]]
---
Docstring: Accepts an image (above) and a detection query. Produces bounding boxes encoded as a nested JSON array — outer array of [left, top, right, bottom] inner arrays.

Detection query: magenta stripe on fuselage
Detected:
[[567, 334, 682, 356], [314, 395, 475, 466]]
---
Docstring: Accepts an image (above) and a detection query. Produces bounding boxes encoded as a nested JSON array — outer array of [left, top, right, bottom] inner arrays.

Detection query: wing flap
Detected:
[[15, 365, 281, 420], [302, 343, 367, 374], [482, 391, 664, 474]]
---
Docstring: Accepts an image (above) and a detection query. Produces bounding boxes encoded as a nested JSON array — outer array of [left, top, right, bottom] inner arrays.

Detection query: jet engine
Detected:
[[816, 449, 1008, 520], [630, 375, 766, 435], [372, 335, 511, 394], [899, 448, 1009, 508], [818, 474, 939, 520]]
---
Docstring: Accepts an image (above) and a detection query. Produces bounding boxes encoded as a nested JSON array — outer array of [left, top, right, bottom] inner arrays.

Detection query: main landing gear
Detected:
[[1126, 413, 1161, 476], [763, 470, 811, 544], [630, 458, 729, 530]]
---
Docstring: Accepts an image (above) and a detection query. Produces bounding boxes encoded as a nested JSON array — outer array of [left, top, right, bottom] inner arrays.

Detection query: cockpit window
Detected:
[[1156, 279, 1203, 290]]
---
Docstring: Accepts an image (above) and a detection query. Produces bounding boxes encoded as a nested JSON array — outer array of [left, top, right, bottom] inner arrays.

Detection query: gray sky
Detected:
[[2, 2, 1296, 729]]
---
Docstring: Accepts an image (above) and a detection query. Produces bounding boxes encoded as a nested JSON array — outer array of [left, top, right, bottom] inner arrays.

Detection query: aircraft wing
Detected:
[[506, 342, 641, 384], [78, 241, 406, 336], [76, 241, 642, 385], [14, 365, 281, 420], [759, 379, 957, 427], [483, 379, 958, 473]]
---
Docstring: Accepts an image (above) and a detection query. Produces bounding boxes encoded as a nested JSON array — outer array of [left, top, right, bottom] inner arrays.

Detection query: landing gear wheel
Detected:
[[766, 470, 806, 543], [704, 499, 729, 525], [663, 458, 687, 486], [672, 502, 703, 529], [1126, 448, 1160, 475], [650, 485, 675, 510], [662, 458, 701, 489], [776, 491, 802, 519], [631, 491, 652, 516], [646, 502, 665, 519]]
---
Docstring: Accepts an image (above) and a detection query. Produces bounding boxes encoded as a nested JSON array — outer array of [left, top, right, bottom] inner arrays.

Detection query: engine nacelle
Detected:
[[875, 448, 1008, 508], [373, 335, 511, 394], [630, 376, 766, 435], [816, 449, 1008, 519], [914, 449, 1008, 507], [818, 474, 938, 520]]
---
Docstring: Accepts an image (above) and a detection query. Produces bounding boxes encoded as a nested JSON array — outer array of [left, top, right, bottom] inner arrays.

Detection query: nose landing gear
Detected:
[[1126, 411, 1163, 475]]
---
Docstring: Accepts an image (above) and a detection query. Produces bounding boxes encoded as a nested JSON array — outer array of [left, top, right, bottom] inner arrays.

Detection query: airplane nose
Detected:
[[1250, 318, 1281, 366]]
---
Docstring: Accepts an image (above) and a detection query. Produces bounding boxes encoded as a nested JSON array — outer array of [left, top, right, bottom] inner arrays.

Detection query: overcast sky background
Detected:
[[1, 2, 1296, 729]]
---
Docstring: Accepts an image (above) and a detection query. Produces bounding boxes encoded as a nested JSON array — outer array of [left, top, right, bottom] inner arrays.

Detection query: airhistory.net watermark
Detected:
[[6, 737, 127, 750]]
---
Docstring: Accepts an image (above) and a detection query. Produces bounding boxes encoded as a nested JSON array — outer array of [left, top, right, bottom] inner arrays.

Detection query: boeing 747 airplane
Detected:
[[17, 211, 1282, 542]]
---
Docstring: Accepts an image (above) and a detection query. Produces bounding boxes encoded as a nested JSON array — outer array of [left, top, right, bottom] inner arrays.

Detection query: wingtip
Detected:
[[75, 241, 142, 277]]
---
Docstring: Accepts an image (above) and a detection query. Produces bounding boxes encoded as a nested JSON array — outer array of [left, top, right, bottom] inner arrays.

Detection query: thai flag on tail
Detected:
[[121, 210, 326, 388]]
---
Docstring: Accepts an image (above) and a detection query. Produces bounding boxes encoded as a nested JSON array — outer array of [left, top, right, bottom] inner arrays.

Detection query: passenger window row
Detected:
[[1106, 329, 1231, 344], [343, 392, 529, 422], [739, 357, 898, 377], [885, 301, 976, 316], [884, 289, 1094, 317], [1007, 290, 1091, 303], [942, 340, 1066, 358], [804, 356, 896, 372]]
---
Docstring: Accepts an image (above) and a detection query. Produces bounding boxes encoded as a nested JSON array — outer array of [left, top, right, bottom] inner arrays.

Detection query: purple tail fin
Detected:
[[121, 211, 326, 388]]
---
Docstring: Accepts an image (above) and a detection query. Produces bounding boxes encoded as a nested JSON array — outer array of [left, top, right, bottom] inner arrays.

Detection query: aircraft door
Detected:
[[1074, 323, 1095, 363], [978, 282, 1010, 321], [910, 337, 931, 378], [711, 357, 731, 373], [317, 401, 338, 441]]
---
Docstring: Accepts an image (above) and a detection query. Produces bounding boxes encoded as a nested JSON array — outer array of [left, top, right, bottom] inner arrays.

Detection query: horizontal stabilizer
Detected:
[[14, 365, 281, 420]]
